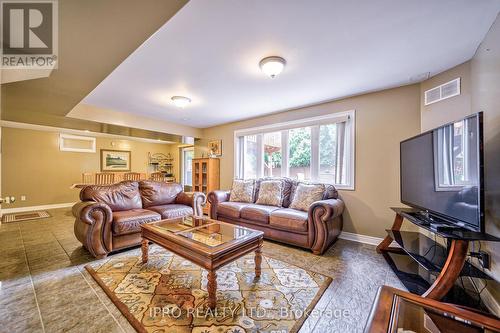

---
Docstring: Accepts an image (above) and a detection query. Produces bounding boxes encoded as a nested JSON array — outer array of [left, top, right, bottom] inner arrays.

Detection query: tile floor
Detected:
[[0, 208, 405, 333]]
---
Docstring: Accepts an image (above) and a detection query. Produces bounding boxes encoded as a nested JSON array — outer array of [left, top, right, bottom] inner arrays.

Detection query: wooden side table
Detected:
[[365, 286, 500, 332]]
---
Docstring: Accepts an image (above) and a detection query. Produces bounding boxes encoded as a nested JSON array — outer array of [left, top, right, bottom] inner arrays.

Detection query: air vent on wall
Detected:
[[424, 77, 461, 105]]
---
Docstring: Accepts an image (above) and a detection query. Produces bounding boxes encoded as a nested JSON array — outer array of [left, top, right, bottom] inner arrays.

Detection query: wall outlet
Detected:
[[470, 251, 490, 269], [21, 195, 26, 201]]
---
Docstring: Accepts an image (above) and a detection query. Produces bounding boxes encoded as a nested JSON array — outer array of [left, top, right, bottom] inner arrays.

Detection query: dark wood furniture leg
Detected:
[[255, 246, 262, 278], [376, 213, 403, 253], [422, 239, 469, 299], [141, 239, 149, 264], [378, 210, 470, 301], [207, 270, 217, 309]]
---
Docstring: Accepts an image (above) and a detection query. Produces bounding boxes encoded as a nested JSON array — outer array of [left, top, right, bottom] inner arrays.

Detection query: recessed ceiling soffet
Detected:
[[80, 0, 500, 128]]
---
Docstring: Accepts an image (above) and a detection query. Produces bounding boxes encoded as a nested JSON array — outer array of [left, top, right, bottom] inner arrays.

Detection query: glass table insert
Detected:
[[149, 216, 259, 247]]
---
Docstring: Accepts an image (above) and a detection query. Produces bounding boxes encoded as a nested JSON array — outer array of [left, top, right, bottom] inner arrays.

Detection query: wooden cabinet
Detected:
[[192, 158, 220, 214]]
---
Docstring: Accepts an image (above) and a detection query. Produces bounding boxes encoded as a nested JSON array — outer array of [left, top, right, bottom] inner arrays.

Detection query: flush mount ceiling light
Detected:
[[259, 56, 286, 78], [171, 96, 191, 108]]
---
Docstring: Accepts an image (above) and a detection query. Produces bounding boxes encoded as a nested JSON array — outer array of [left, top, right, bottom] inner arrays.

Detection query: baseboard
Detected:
[[339, 231, 385, 246], [0, 202, 75, 216]]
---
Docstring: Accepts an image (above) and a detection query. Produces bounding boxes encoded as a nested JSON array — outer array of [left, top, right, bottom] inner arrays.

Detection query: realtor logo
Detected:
[[1, 0, 58, 69]]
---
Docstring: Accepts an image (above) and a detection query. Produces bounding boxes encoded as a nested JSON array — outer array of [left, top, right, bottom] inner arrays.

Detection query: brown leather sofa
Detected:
[[208, 177, 344, 255], [73, 180, 205, 258]]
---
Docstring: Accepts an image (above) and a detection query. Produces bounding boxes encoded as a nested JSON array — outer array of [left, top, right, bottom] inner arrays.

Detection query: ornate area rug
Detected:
[[85, 246, 332, 333]]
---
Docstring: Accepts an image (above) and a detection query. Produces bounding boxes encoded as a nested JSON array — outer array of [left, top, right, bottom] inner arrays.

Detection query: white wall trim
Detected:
[[339, 231, 385, 246], [339, 231, 399, 248], [1, 202, 76, 216], [234, 110, 354, 136]]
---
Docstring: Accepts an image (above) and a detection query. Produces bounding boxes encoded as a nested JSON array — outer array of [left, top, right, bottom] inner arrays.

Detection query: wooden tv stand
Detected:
[[377, 208, 500, 301]]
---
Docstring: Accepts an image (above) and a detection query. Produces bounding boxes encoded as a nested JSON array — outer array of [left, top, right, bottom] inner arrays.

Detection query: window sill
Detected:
[[335, 185, 355, 191]]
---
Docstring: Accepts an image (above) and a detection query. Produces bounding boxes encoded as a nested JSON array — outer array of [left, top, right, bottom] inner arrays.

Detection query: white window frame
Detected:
[[181, 147, 194, 187], [234, 110, 355, 190], [59, 133, 96, 153]]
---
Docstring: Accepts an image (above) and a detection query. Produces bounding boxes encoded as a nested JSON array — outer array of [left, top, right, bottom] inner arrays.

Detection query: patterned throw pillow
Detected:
[[289, 183, 325, 211], [229, 179, 255, 203], [255, 180, 283, 206]]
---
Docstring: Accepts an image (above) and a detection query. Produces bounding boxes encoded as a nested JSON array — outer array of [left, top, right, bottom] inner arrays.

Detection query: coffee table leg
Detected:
[[141, 239, 149, 264], [255, 245, 262, 278], [207, 270, 217, 309]]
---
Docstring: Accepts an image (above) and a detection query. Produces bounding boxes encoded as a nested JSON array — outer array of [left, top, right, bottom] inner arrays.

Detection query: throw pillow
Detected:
[[255, 180, 283, 206], [229, 179, 255, 203], [289, 183, 325, 211]]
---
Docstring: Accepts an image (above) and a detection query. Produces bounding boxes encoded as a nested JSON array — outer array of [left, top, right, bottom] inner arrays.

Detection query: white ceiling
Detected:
[[80, 0, 500, 128]]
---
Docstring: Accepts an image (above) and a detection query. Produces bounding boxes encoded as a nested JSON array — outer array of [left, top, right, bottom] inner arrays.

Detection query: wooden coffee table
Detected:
[[140, 215, 264, 308]]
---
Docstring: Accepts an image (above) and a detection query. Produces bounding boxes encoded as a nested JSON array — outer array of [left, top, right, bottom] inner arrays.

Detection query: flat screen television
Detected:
[[400, 112, 484, 232]]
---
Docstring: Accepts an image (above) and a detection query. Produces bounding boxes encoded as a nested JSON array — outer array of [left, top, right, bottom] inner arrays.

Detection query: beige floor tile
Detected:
[[0, 207, 401, 333]]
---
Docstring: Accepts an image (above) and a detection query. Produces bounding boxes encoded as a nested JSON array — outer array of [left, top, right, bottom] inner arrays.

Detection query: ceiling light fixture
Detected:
[[259, 56, 286, 78], [171, 96, 191, 108]]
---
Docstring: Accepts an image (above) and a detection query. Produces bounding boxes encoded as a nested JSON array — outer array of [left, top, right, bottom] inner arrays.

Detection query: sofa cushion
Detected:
[[256, 177, 294, 207], [289, 183, 325, 212], [80, 181, 142, 212], [289, 181, 338, 203], [255, 180, 283, 206], [112, 209, 161, 235], [148, 204, 193, 219], [270, 208, 309, 232], [229, 179, 255, 203], [139, 181, 183, 208], [240, 204, 280, 224], [218, 202, 251, 219]]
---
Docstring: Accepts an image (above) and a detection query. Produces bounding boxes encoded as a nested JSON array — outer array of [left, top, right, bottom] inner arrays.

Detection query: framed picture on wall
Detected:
[[100, 149, 131, 171], [208, 140, 222, 156]]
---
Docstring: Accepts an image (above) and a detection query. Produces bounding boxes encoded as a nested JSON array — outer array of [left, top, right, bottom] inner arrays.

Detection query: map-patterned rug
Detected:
[[85, 245, 332, 333]]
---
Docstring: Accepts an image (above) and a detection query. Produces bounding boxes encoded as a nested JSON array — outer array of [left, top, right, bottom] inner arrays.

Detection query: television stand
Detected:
[[377, 207, 500, 302], [430, 223, 462, 233]]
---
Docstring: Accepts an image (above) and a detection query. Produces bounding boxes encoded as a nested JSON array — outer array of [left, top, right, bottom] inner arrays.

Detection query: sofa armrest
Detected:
[[72, 201, 113, 258], [175, 192, 206, 216], [309, 199, 345, 255], [207, 190, 230, 219]]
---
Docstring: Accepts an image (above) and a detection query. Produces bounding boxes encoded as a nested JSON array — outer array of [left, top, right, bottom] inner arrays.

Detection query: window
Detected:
[[59, 134, 96, 152], [182, 147, 194, 186], [319, 124, 338, 183], [243, 135, 259, 179], [234, 111, 355, 189], [263, 132, 282, 177], [289, 127, 311, 180]]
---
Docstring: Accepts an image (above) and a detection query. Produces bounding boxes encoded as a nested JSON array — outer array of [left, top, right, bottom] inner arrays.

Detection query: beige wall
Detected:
[[419, 15, 500, 301], [201, 84, 421, 238], [1, 127, 176, 208]]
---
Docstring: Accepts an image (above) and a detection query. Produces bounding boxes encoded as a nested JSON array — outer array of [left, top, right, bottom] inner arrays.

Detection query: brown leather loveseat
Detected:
[[73, 180, 205, 258], [208, 177, 344, 255]]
